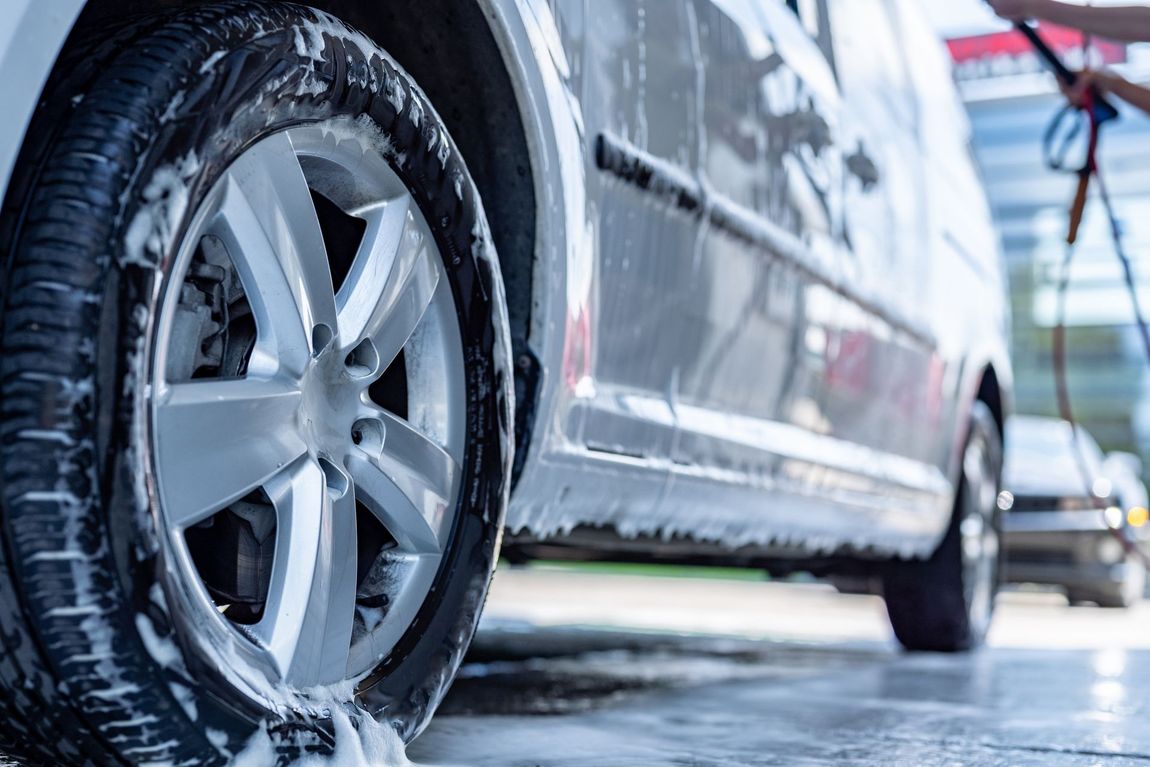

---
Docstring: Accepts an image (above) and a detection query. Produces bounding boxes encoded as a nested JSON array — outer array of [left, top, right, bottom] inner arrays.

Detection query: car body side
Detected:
[[0, 0, 1012, 563]]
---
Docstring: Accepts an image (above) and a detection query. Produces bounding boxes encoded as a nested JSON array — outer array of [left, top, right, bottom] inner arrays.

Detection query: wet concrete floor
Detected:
[[409, 567, 1150, 766], [3, 567, 1147, 765]]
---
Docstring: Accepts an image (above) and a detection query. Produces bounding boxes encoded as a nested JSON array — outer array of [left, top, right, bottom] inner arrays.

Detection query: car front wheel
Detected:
[[0, 4, 512, 764]]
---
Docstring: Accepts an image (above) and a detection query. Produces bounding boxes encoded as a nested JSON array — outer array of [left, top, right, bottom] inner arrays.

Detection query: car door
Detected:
[[571, 0, 932, 493], [557, 1, 835, 465], [561, 0, 705, 476], [819, 0, 943, 467], [539, 0, 950, 539], [662, 0, 848, 487], [546, 0, 857, 525], [890, 0, 1008, 476]]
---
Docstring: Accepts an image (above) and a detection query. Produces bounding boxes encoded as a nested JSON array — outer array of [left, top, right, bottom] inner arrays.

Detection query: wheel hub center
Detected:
[[297, 343, 372, 460]]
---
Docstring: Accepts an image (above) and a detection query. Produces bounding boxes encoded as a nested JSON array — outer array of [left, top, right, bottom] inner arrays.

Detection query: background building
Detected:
[[951, 26, 1150, 472]]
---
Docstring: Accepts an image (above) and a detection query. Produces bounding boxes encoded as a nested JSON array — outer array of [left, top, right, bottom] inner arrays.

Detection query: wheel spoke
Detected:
[[336, 196, 440, 368], [254, 458, 359, 687], [347, 410, 460, 554], [154, 378, 306, 529], [211, 131, 338, 374]]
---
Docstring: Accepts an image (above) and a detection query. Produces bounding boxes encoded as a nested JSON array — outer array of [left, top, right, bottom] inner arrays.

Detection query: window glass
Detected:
[[827, 0, 916, 130]]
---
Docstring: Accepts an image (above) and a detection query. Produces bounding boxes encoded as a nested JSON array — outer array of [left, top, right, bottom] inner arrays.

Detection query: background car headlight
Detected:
[[1104, 506, 1125, 529]]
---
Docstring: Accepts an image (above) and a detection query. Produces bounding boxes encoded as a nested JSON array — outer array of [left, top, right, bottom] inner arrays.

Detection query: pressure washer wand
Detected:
[[1014, 21, 1121, 124]]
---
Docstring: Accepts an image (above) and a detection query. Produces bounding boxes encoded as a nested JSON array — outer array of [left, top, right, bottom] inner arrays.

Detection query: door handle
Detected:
[[769, 100, 833, 157], [846, 142, 880, 191]]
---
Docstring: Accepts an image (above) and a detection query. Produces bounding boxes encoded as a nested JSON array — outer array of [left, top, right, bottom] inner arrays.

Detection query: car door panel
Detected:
[[509, 0, 956, 549], [561, 0, 700, 472], [820, 0, 943, 467]]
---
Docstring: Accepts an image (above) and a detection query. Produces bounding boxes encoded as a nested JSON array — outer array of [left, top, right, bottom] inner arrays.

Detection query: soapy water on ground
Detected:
[[409, 569, 1150, 767], [7, 567, 1150, 766]]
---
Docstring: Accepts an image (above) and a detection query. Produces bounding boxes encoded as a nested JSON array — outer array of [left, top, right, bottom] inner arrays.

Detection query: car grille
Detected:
[[1009, 495, 1062, 512], [1008, 549, 1075, 566]]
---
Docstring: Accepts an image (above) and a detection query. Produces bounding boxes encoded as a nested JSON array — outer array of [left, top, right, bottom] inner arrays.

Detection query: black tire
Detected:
[[0, 4, 512, 765], [881, 402, 1003, 652], [1093, 588, 1134, 609], [1068, 588, 1128, 609]]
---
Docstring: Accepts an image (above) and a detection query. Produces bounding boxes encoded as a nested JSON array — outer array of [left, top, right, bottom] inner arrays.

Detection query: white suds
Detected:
[[160, 90, 187, 123], [296, 707, 413, 767], [134, 613, 183, 669], [231, 724, 276, 767], [206, 728, 229, 750], [122, 151, 201, 269], [199, 50, 227, 74], [230, 702, 415, 767]]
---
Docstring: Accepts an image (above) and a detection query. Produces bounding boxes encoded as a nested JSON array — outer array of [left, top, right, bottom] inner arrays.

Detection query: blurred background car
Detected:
[[1002, 416, 1149, 608]]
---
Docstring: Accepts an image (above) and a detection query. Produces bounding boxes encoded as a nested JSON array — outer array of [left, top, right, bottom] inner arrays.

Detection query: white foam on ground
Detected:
[[229, 707, 425, 767]]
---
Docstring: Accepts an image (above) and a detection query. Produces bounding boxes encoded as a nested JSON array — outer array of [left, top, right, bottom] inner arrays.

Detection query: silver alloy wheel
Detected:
[[959, 435, 999, 641], [149, 122, 465, 690]]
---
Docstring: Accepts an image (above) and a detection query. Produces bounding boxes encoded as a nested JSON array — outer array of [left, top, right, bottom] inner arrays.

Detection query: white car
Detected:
[[0, 0, 1010, 762], [1003, 417, 1147, 608]]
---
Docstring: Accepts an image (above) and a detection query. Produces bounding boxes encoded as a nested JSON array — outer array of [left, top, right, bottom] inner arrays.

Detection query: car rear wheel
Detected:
[[881, 402, 1003, 652], [0, 5, 512, 764]]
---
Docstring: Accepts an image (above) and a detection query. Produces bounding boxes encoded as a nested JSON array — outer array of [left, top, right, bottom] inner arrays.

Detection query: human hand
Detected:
[[1059, 69, 1120, 109]]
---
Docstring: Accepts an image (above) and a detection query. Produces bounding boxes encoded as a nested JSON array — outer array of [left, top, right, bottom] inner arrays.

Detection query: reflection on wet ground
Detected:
[[441, 626, 880, 717], [2, 568, 1143, 765], [411, 567, 1150, 766]]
